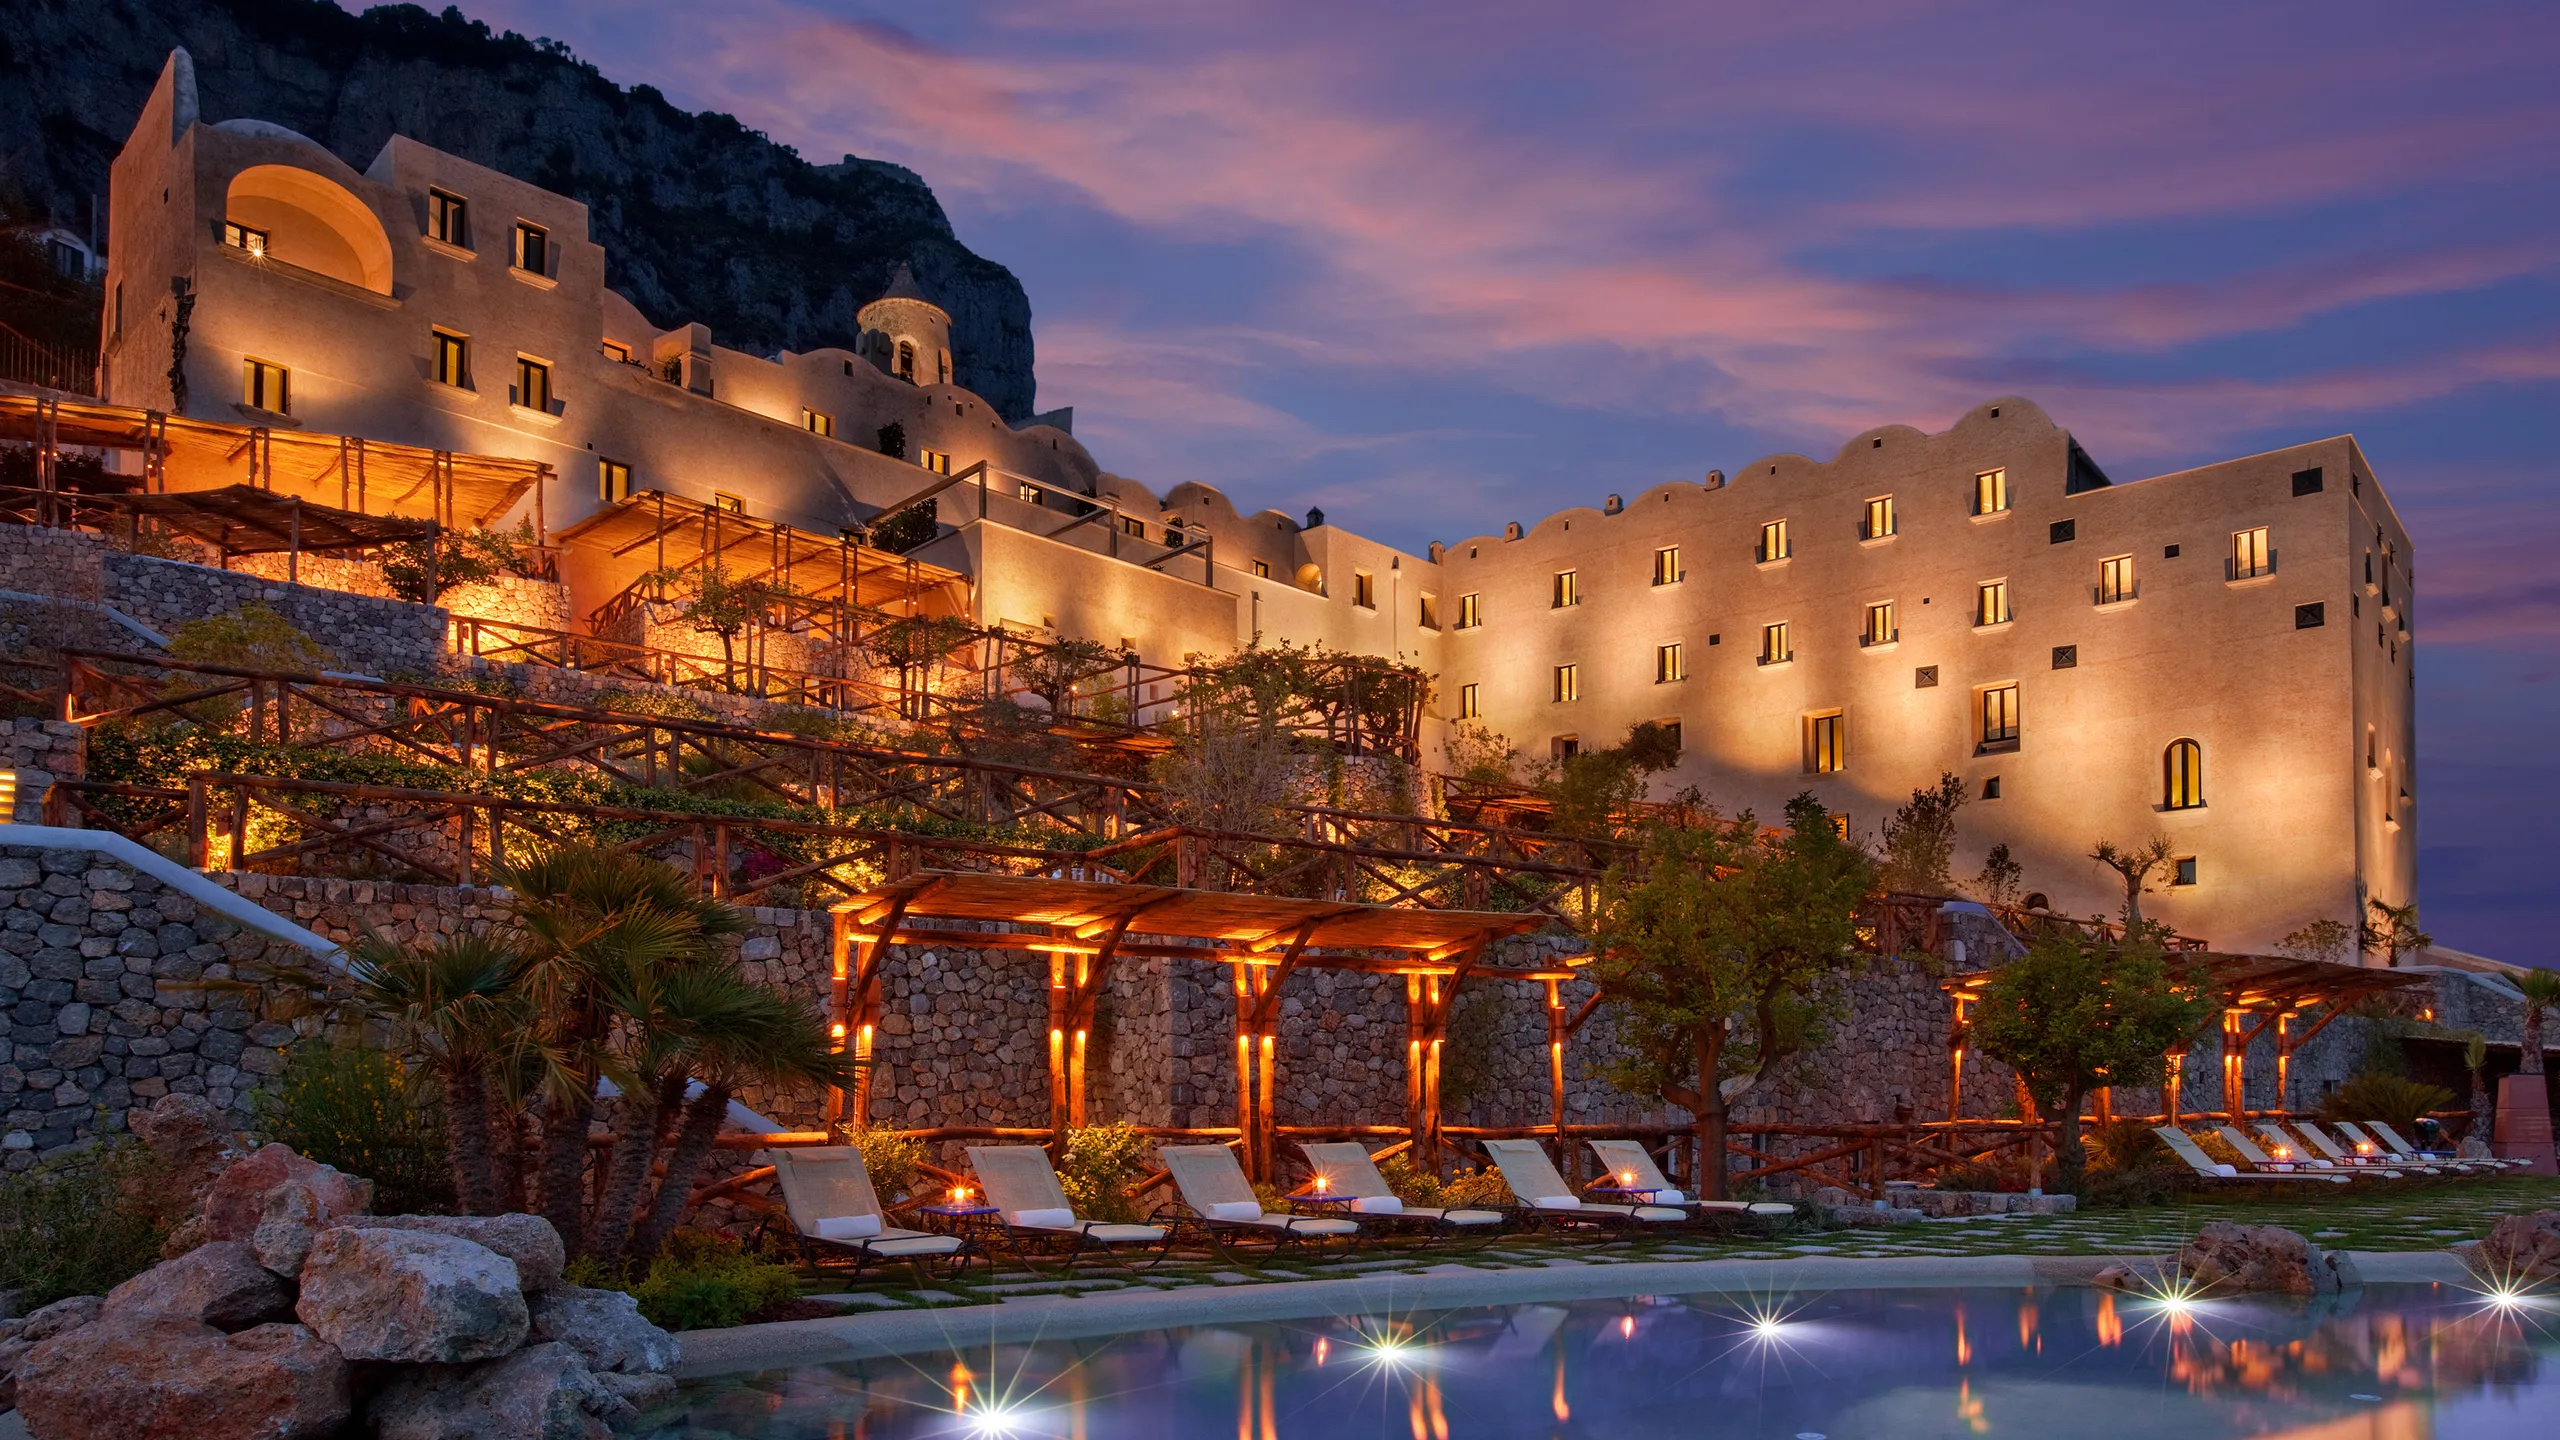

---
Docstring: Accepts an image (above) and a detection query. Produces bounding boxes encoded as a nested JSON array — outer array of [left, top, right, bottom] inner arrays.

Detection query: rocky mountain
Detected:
[[0, 0, 1039, 420]]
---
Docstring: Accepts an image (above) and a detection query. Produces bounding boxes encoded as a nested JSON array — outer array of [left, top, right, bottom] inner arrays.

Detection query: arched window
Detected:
[[895, 340, 916, 380], [224, 165, 395, 294], [2163, 739, 2204, 810]]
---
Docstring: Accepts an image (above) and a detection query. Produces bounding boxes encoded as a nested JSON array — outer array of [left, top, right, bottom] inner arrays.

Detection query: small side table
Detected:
[[914, 1203, 1001, 1238], [1285, 1192, 1363, 1218], [1581, 1184, 1664, 1204]]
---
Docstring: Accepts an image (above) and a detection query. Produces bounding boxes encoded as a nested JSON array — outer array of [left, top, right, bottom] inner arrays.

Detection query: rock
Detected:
[[369, 1342, 633, 1440], [159, 1214, 212, 1262], [252, 1183, 322, 1279], [15, 1294, 102, 1342], [347, 1213, 568, 1293], [2091, 1263, 2138, 1291], [201, 1145, 372, 1243], [295, 1228, 528, 1363], [529, 1285, 681, 1374], [593, 1368, 679, 1412], [102, 1241, 294, 1331], [0, 1336, 32, 1411], [2178, 1221, 2345, 1295], [2473, 1209, 2560, 1285], [15, 1317, 349, 1440]]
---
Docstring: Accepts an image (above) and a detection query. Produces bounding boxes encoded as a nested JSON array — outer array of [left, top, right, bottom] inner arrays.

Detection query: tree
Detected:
[[1880, 772, 1967, 894], [1591, 795, 1874, 1197], [2360, 899, 2432, 969], [584, 958, 774, 1261], [2516, 969, 2560, 1077], [341, 933, 527, 1216], [1969, 928, 2213, 1194], [1974, 844, 2024, 907], [2088, 837, 2174, 929], [2276, 918, 2357, 966], [875, 421, 906, 460], [381, 521, 535, 605], [644, 564, 795, 666], [2465, 1034, 2494, 1143]]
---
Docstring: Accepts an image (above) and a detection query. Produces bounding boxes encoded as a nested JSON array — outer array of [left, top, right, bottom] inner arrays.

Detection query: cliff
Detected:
[[0, 0, 1039, 420]]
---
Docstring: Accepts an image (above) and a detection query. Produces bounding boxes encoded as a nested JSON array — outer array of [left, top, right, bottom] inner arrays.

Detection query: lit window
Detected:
[[241, 358, 290, 413], [222, 221, 270, 257], [2097, 555, 2135, 605], [598, 459, 631, 502], [1553, 664, 1579, 702], [2231, 526, 2271, 580], [431, 329, 469, 388], [1757, 519, 1791, 562], [1656, 642, 1684, 683], [1251, 559, 1271, 579], [512, 222, 548, 274], [1419, 594, 1439, 630], [1861, 495, 1897, 540], [1353, 572, 1376, 609], [1979, 684, 2020, 750], [1456, 593, 1482, 629], [896, 340, 916, 381], [1759, 622, 1791, 666], [803, 409, 835, 437], [1652, 546, 1683, 586], [1459, 682, 1480, 719], [513, 356, 552, 413], [1552, 570, 1580, 608], [1806, 712, 1845, 773], [1863, 602, 1897, 647], [602, 339, 633, 364], [2163, 739, 2204, 810], [1975, 468, 2008, 515], [1977, 580, 2010, 627], [1020, 482, 1044, 504], [713, 492, 746, 515], [427, 189, 468, 247]]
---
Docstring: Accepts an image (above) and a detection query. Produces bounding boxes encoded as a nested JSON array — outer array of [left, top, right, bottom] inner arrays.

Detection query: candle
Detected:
[[1313, 1174, 1328, 1192]]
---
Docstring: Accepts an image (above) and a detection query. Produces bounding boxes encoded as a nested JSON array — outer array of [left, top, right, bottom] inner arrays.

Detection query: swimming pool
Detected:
[[667, 1282, 2555, 1438]]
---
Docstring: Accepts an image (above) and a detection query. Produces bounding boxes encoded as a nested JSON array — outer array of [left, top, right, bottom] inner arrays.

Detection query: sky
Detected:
[[465, 0, 2560, 962]]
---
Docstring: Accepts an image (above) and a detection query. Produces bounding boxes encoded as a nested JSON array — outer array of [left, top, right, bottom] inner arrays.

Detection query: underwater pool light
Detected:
[[962, 1403, 1028, 1437]]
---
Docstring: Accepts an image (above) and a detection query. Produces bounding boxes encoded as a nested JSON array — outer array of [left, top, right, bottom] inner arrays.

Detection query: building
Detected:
[[89, 51, 2415, 955]]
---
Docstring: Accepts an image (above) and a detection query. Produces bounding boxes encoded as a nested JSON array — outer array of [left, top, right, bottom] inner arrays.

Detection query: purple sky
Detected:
[[469, 0, 2560, 962]]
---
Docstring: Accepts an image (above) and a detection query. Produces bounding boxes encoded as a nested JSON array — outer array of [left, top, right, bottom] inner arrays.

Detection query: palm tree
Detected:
[[342, 932, 526, 1215], [2465, 1034, 2494, 1147], [585, 959, 777, 1261], [2517, 969, 2560, 1077]]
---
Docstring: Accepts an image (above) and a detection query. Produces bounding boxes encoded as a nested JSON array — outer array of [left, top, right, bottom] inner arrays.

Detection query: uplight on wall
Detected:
[[0, 769, 17, 823]]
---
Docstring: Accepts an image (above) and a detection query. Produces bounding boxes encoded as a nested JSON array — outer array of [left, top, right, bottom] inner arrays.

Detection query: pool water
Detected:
[[668, 1283, 2556, 1439]]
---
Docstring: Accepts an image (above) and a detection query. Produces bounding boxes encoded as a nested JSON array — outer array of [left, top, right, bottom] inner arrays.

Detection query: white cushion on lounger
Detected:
[[866, 1234, 962, 1257], [1013, 1207, 1077, 1229], [1531, 1195, 1581, 1210], [1352, 1195, 1404, 1215], [1652, 1189, 1686, 1204], [814, 1214, 883, 1240], [1207, 1201, 1263, 1221], [1083, 1223, 1166, 1243], [2212, 1164, 2237, 1177]]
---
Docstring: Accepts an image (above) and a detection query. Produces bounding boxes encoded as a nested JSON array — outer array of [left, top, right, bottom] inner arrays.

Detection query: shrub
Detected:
[[2320, 1071, 2454, 1131], [569, 1230, 802, 1331], [257, 1043, 454, 1215], [1056, 1123, 1149, 1223], [1378, 1153, 1514, 1209], [0, 1145, 171, 1307], [853, 1129, 929, 1207], [166, 602, 335, 672]]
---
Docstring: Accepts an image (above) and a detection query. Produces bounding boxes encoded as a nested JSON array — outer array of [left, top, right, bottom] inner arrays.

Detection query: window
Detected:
[[920, 449, 952, 475], [803, 409, 835, 438], [1759, 622, 1791, 666], [2051, 645, 2078, 669], [1118, 515, 1146, 538], [2050, 519, 2076, 544], [1457, 593, 1482, 629], [2164, 543, 2181, 559], [2230, 526, 2271, 579], [1861, 495, 1897, 540], [2096, 555, 2135, 605], [1976, 580, 2011, 627], [2171, 856, 2198, 887], [513, 356, 552, 413], [431, 329, 469, 388], [1806, 712, 1845, 773], [1974, 468, 2009, 515], [937, 349, 952, 385], [1552, 664, 1579, 703], [1458, 682, 1480, 719], [1353, 572, 1376, 609], [241, 358, 289, 414], [222, 221, 270, 257], [1251, 559, 1272, 579], [511, 221, 548, 275], [1020, 482, 1045, 504], [602, 339, 633, 364], [1656, 642, 1684, 683], [2291, 467, 2323, 497], [1554, 736, 1581, 760], [1656, 720, 1683, 752], [1979, 684, 2019, 750], [1552, 570, 1580, 607], [1652, 546, 1683, 586], [427, 189, 468, 247], [712, 492, 746, 515], [2163, 739, 2204, 810], [1914, 665, 1939, 688], [896, 340, 916, 381], [1982, 776, 2002, 800], [1419, 594, 1439, 630], [1863, 602, 1897, 647], [2295, 602, 2325, 629], [1757, 519, 1791, 562], [598, 458, 631, 503]]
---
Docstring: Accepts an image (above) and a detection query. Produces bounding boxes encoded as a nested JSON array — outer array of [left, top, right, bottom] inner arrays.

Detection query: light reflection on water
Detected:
[[665, 1283, 2556, 1439]]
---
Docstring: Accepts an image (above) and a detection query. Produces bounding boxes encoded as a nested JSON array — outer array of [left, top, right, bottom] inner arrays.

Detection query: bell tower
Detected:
[[856, 263, 953, 386]]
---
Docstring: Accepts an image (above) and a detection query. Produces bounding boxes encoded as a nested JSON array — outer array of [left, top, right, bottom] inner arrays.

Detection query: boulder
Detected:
[[14, 1317, 349, 1440], [296, 1228, 528, 1364], [102, 1241, 294, 1331], [252, 1183, 322, 1279], [2178, 1221, 2356, 1294], [201, 1145, 372, 1244], [11, 1294, 103, 1345], [529, 1284, 681, 1374], [369, 1342, 633, 1440], [347, 1213, 568, 1293], [0, 1336, 31, 1411], [2473, 1209, 2560, 1285], [594, 1369, 679, 1413]]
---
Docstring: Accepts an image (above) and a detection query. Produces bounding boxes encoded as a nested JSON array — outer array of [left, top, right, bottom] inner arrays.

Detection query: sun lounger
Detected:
[[2284, 1120, 2425, 1175], [2362, 1119, 2516, 1172], [2216, 1125, 2381, 1180], [2152, 1127, 2347, 1184], [964, 1145, 1172, 1271], [768, 1145, 969, 1277], [1479, 1139, 1690, 1233], [1297, 1142, 1507, 1242], [2250, 1121, 2395, 1177], [1586, 1139, 1794, 1222], [1159, 1145, 1359, 1262]]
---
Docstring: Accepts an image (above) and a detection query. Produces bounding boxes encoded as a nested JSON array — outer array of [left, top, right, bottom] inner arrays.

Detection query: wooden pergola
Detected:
[[1942, 952, 2424, 1126], [90, 485, 436, 581], [555, 490, 969, 635], [829, 872, 1556, 1181]]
